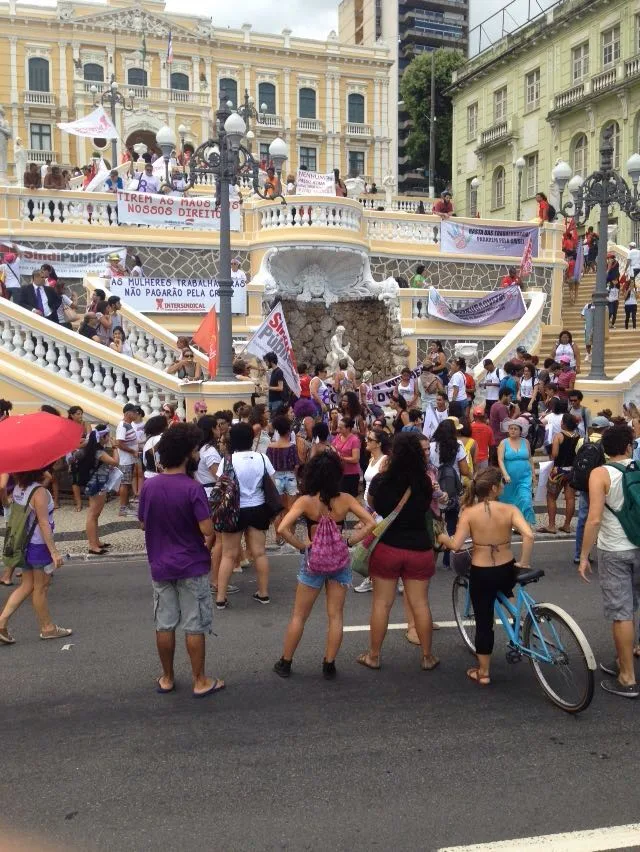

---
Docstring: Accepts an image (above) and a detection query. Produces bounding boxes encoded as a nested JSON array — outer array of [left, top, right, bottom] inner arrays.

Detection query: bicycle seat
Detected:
[[515, 568, 545, 585]]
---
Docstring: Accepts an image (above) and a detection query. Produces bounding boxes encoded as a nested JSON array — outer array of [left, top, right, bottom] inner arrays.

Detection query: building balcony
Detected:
[[625, 53, 640, 81], [475, 116, 518, 153], [23, 91, 56, 107], [255, 114, 284, 130], [550, 65, 623, 115], [26, 149, 58, 164], [343, 122, 373, 138], [73, 80, 209, 107], [294, 118, 325, 134]]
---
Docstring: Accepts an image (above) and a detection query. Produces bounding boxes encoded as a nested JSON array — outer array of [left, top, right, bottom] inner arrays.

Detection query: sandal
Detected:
[[404, 631, 421, 646], [0, 627, 15, 644], [634, 645, 640, 658], [558, 526, 572, 534], [156, 677, 175, 694], [193, 678, 225, 698], [40, 626, 72, 641], [421, 655, 440, 671], [356, 652, 381, 670], [537, 526, 557, 534], [467, 667, 491, 686]]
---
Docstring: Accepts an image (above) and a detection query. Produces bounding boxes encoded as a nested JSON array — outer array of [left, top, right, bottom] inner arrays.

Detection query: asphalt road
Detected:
[[1, 540, 639, 852]]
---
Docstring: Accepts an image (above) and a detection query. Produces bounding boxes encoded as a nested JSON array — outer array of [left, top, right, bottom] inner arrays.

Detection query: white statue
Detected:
[[454, 342, 480, 369], [0, 105, 11, 185], [326, 325, 355, 375], [382, 170, 396, 210], [377, 276, 400, 324], [345, 176, 365, 198], [13, 137, 26, 187]]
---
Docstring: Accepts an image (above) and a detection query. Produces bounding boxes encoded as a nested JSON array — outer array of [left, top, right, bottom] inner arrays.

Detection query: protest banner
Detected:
[[295, 170, 336, 196], [108, 277, 247, 314], [116, 190, 241, 231], [57, 106, 119, 140], [440, 220, 539, 258], [244, 302, 301, 396], [0, 243, 127, 279], [427, 287, 526, 326], [371, 365, 423, 407], [193, 307, 218, 377]]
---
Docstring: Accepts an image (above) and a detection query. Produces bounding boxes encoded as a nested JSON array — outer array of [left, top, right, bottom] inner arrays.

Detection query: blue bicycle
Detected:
[[451, 555, 596, 713]]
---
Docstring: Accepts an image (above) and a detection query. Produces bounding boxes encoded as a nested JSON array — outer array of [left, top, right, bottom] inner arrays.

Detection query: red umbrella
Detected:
[[0, 412, 84, 474]]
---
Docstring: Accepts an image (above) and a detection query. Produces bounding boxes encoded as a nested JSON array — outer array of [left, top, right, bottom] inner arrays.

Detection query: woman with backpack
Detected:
[[430, 419, 470, 569], [273, 452, 375, 679], [77, 426, 121, 555], [539, 413, 580, 534], [357, 432, 440, 672], [0, 469, 70, 645]]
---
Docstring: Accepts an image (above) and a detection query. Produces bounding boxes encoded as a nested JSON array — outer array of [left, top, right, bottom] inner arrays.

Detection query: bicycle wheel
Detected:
[[452, 576, 476, 654], [523, 603, 595, 713]]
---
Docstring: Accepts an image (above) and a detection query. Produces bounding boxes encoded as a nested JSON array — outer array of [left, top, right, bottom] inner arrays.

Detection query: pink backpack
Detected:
[[307, 514, 350, 575]]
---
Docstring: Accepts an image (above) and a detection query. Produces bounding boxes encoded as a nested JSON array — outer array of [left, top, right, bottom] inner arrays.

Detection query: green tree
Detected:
[[400, 49, 465, 186]]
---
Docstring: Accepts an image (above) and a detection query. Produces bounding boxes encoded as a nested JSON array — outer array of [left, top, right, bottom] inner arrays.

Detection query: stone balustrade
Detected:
[[258, 199, 362, 232], [366, 214, 440, 245], [553, 83, 585, 111], [625, 54, 640, 80], [591, 67, 618, 94]]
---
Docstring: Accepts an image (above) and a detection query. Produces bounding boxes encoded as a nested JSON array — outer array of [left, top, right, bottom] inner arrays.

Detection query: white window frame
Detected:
[[525, 69, 540, 112], [493, 87, 507, 123], [467, 102, 478, 141], [29, 121, 52, 151], [572, 42, 589, 83], [601, 25, 620, 69], [524, 152, 538, 199], [492, 166, 505, 210], [347, 91, 366, 125], [298, 145, 317, 172], [572, 134, 588, 177], [466, 177, 478, 216]]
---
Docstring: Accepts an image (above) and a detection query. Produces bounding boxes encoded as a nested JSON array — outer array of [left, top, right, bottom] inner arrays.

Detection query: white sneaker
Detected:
[[354, 577, 373, 593], [397, 579, 404, 594]]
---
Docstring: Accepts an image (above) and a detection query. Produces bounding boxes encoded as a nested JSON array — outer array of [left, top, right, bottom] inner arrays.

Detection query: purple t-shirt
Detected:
[[138, 473, 211, 582]]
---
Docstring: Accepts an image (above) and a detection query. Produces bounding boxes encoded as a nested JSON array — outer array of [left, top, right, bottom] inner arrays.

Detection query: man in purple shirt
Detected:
[[138, 423, 224, 698]]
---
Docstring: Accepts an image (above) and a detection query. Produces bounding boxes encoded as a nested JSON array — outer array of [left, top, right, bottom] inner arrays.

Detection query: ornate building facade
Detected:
[[0, 0, 393, 180], [449, 0, 640, 244]]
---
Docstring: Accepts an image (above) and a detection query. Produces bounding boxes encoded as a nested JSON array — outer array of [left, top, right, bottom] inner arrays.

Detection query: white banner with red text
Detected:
[[116, 190, 241, 231], [244, 302, 301, 396], [0, 242, 127, 279], [294, 170, 336, 196], [107, 277, 247, 314], [57, 106, 119, 140]]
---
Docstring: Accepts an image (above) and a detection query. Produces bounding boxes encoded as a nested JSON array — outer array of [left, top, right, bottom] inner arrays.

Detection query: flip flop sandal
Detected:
[[156, 678, 176, 694], [404, 631, 421, 646], [0, 581, 13, 587], [193, 678, 225, 699], [421, 655, 440, 671], [467, 667, 491, 686], [537, 527, 557, 534], [0, 627, 15, 644], [356, 652, 381, 670], [558, 526, 572, 533]]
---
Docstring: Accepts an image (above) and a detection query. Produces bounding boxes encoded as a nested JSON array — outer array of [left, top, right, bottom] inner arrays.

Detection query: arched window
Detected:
[[571, 133, 588, 177], [83, 63, 104, 82], [299, 87, 316, 119], [258, 82, 276, 114], [601, 121, 620, 170], [127, 67, 148, 87], [492, 166, 505, 209], [348, 93, 365, 124], [219, 78, 238, 107], [170, 72, 189, 91], [28, 57, 50, 92]]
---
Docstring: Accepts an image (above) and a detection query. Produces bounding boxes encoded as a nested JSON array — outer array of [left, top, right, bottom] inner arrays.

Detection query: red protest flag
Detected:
[[193, 307, 218, 377], [519, 235, 533, 280]]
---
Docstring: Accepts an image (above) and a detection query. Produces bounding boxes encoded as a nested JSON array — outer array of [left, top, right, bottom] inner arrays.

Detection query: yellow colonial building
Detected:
[[0, 0, 393, 181], [449, 0, 640, 244]]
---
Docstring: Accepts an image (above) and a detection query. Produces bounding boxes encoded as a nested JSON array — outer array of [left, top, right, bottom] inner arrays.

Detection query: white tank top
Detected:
[[598, 461, 636, 552], [364, 454, 386, 502], [554, 342, 575, 367]]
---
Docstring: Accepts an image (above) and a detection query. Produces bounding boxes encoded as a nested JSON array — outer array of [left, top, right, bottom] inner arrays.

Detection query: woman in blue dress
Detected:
[[497, 419, 536, 525]]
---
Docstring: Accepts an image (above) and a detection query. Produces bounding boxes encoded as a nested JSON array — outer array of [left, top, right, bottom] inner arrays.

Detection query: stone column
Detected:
[[192, 55, 200, 92], [9, 38, 18, 104], [159, 53, 168, 90], [204, 57, 212, 105], [283, 67, 290, 134], [325, 73, 333, 133], [373, 78, 380, 137], [200, 111, 209, 141]]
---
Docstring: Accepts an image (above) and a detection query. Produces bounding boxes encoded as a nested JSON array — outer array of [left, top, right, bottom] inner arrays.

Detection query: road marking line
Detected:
[[437, 823, 640, 852], [344, 620, 482, 632]]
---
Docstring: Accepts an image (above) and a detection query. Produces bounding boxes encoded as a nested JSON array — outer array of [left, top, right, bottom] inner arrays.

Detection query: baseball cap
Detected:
[[558, 355, 571, 364], [592, 415, 612, 428], [472, 405, 485, 417]]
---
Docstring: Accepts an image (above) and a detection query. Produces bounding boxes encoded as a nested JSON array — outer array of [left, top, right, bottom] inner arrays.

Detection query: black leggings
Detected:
[[608, 300, 618, 325], [625, 304, 637, 329], [469, 561, 516, 655]]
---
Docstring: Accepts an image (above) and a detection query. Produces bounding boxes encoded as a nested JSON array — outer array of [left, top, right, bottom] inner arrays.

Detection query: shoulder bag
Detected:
[[351, 487, 411, 577], [261, 455, 283, 517]]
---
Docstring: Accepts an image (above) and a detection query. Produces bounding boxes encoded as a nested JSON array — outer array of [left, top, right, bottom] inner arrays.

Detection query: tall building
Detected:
[[339, 0, 469, 194], [449, 0, 640, 244], [0, 0, 392, 182]]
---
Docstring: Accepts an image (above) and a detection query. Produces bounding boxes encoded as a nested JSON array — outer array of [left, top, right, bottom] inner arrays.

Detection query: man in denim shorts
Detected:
[[579, 425, 640, 699], [138, 423, 225, 698]]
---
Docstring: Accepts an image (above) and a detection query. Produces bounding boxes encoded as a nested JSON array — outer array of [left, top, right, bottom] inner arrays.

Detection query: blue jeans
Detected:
[[574, 491, 589, 561]]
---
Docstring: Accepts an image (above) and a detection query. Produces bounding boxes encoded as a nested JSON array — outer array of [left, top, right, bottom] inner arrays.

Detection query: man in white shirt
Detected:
[[135, 163, 161, 194], [579, 424, 640, 699], [446, 359, 467, 418], [0, 252, 21, 301], [481, 358, 502, 415], [231, 257, 247, 292], [116, 403, 140, 516], [626, 242, 640, 279]]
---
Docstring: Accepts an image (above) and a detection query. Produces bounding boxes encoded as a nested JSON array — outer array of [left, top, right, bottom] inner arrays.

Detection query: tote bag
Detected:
[[351, 488, 411, 577]]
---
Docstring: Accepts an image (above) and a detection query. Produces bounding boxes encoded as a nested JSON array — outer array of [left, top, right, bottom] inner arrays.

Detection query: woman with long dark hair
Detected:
[[274, 452, 375, 679], [77, 426, 120, 554], [389, 393, 410, 433], [358, 432, 439, 671], [67, 406, 90, 512]]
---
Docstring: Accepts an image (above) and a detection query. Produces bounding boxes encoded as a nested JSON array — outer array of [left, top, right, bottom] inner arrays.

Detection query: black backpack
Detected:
[[570, 440, 605, 492], [547, 204, 557, 222], [438, 462, 463, 511]]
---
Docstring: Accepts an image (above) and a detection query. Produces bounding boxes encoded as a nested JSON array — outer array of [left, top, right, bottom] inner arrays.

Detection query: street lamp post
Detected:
[[91, 81, 135, 167], [156, 125, 177, 185], [559, 128, 640, 381], [515, 156, 525, 221], [552, 159, 573, 216]]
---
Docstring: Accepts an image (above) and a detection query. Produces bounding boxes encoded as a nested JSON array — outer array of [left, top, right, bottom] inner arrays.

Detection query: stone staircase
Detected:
[[538, 273, 640, 376]]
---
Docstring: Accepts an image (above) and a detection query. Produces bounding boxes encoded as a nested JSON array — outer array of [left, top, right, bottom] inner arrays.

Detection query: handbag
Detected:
[[63, 305, 79, 323], [209, 456, 241, 533], [351, 487, 411, 577], [261, 455, 283, 517]]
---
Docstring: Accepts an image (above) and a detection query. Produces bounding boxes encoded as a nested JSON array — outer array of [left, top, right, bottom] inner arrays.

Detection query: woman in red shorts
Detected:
[[357, 432, 439, 671]]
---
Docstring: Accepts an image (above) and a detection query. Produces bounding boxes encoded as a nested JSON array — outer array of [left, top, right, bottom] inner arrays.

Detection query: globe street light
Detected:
[[515, 156, 526, 221], [470, 176, 480, 216], [552, 159, 573, 213], [91, 80, 135, 167], [560, 127, 640, 380], [156, 124, 177, 185]]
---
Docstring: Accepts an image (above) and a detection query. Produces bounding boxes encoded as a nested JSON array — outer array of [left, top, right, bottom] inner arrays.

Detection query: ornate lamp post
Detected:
[[470, 176, 480, 216], [156, 125, 177, 185], [552, 159, 573, 214], [515, 156, 525, 221], [559, 128, 640, 380], [234, 90, 269, 155], [91, 81, 135, 167]]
